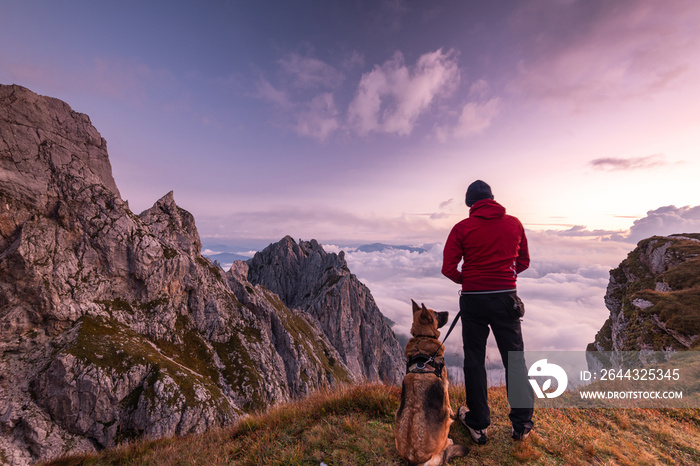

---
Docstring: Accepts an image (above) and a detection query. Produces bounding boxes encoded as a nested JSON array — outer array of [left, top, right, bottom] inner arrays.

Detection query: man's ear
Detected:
[[436, 311, 449, 329]]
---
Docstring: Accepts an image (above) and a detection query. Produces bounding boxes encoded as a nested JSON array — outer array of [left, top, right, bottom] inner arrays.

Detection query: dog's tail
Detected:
[[441, 444, 470, 464]]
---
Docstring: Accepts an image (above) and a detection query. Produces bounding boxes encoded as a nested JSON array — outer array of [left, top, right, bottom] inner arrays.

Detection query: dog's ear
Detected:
[[420, 303, 431, 321], [411, 299, 421, 314], [436, 311, 449, 329]]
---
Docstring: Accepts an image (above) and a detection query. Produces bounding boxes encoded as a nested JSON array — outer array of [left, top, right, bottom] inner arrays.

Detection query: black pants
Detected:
[[460, 292, 534, 432]]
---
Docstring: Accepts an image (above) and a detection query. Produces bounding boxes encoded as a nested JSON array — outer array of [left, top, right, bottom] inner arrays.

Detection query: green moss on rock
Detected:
[[271, 295, 353, 385], [588, 317, 613, 352], [96, 298, 134, 316], [66, 315, 233, 413], [162, 245, 178, 259], [594, 235, 700, 352], [212, 333, 266, 412]]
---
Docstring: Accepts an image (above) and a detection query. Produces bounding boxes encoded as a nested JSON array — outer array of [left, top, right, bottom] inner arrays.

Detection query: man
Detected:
[[441, 180, 534, 444]]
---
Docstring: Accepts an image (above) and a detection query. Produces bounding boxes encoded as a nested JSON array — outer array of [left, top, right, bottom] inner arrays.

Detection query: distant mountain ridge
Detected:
[[354, 243, 427, 254], [200, 242, 428, 265], [206, 251, 250, 266], [201, 241, 256, 265], [0, 84, 403, 465]]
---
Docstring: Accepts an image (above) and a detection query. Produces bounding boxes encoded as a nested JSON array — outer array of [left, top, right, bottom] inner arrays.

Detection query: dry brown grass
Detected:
[[42, 383, 700, 466]]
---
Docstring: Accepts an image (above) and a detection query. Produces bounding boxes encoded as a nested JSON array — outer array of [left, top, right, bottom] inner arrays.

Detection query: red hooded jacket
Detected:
[[442, 199, 529, 291]]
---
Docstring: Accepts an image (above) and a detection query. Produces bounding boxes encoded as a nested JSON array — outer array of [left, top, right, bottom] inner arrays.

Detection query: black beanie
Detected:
[[465, 180, 493, 207]]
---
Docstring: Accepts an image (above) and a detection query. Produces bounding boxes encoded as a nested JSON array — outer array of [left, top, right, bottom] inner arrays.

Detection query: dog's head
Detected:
[[410, 300, 449, 338]]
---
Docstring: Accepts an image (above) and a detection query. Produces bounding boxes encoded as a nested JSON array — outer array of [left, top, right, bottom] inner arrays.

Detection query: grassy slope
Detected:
[[43, 383, 700, 466]]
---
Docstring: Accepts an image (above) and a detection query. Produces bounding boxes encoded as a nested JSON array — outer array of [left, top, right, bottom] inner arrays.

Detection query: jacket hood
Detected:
[[469, 199, 505, 219]]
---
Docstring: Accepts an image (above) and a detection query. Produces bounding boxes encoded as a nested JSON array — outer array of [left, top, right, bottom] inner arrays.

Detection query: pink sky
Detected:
[[2, 0, 700, 354]]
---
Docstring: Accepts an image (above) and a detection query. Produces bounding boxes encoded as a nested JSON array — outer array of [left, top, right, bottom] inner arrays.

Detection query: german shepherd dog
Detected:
[[394, 301, 469, 465]]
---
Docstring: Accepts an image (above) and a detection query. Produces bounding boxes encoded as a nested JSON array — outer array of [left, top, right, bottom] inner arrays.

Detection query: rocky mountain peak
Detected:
[[248, 235, 347, 305], [247, 236, 404, 385], [0, 85, 401, 464], [0, 84, 119, 210], [139, 190, 202, 256], [588, 234, 700, 357]]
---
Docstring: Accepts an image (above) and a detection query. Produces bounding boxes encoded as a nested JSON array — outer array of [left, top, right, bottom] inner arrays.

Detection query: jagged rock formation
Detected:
[[587, 234, 700, 367], [244, 237, 405, 385], [0, 84, 402, 465], [244, 238, 404, 384]]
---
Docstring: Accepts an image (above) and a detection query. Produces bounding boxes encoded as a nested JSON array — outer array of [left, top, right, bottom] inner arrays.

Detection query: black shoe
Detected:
[[457, 406, 488, 445], [511, 427, 531, 441]]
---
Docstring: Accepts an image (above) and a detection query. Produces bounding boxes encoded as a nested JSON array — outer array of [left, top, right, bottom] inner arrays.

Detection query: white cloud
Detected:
[[509, 0, 700, 107], [336, 232, 631, 363], [340, 244, 460, 353], [253, 52, 346, 140], [341, 50, 365, 71], [433, 78, 502, 141], [207, 218, 642, 366], [525, 230, 632, 274], [277, 53, 344, 90], [292, 92, 340, 141], [511, 232, 629, 352], [430, 198, 456, 220], [552, 225, 628, 240], [254, 78, 292, 108], [255, 75, 339, 141], [347, 49, 460, 136], [343, 242, 444, 281], [589, 154, 668, 171], [257, 48, 501, 142], [469, 79, 490, 98], [627, 205, 700, 242], [452, 97, 502, 137], [195, 205, 452, 245]]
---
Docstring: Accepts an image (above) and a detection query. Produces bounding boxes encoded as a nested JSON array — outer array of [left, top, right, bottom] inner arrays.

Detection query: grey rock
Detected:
[[246, 236, 405, 385], [0, 84, 119, 240], [655, 281, 672, 292], [587, 234, 700, 367], [641, 240, 673, 275], [631, 298, 654, 310], [0, 85, 364, 464]]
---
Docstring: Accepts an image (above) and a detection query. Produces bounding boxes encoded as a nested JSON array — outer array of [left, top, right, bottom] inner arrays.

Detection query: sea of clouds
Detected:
[[203, 205, 700, 384], [326, 234, 631, 364], [326, 205, 700, 382]]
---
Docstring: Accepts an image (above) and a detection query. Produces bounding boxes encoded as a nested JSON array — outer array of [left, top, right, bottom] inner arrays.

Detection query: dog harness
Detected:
[[406, 353, 445, 378], [405, 309, 463, 378]]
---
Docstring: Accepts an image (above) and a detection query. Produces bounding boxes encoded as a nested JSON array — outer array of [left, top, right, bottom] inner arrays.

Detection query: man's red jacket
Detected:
[[442, 199, 529, 291]]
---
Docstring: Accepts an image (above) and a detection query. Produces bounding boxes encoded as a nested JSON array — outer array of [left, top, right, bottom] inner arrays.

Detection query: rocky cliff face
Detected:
[[588, 234, 700, 361], [245, 237, 405, 385], [0, 85, 399, 465]]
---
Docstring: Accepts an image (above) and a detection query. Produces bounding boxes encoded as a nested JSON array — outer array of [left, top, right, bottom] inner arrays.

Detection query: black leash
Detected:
[[416, 309, 462, 371], [433, 309, 462, 359]]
